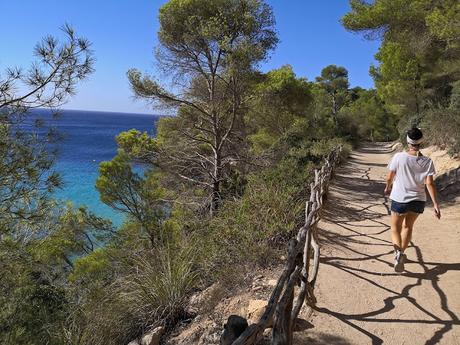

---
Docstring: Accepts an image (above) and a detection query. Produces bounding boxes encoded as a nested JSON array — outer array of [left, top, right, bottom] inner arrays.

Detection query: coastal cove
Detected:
[[26, 109, 160, 225]]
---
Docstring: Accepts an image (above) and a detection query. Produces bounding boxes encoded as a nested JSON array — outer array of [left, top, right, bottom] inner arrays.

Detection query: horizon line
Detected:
[[40, 107, 165, 116]]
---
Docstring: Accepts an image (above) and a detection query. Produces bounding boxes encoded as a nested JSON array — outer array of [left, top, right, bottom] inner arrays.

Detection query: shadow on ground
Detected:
[[315, 245, 460, 345], [435, 181, 460, 206], [293, 332, 353, 345]]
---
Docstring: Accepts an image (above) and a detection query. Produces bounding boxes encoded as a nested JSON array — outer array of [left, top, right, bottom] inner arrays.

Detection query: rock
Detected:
[[168, 325, 203, 345], [220, 315, 249, 345], [252, 286, 263, 292], [263, 327, 272, 337], [186, 283, 222, 315], [246, 299, 271, 327], [168, 318, 220, 345], [128, 341, 140, 345], [141, 326, 165, 345], [267, 279, 277, 286]]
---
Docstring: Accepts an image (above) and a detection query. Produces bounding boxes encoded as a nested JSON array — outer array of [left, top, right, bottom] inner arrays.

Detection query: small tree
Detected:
[[245, 65, 312, 152], [96, 152, 168, 247], [316, 65, 349, 124], [127, 0, 278, 214], [339, 88, 398, 141]]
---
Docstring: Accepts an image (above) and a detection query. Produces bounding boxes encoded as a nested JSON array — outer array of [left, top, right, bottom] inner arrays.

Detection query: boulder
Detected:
[[187, 283, 222, 315], [141, 326, 165, 345], [246, 299, 271, 327]]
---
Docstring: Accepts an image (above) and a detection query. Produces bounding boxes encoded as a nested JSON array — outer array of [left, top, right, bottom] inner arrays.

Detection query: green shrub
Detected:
[[422, 106, 460, 155], [71, 236, 200, 345]]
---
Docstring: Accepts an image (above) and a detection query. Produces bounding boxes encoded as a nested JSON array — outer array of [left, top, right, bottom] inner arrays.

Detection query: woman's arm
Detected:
[[426, 175, 441, 219], [384, 171, 396, 196]]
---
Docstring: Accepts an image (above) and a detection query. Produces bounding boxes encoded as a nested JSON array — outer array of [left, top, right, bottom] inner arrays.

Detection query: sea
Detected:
[[25, 109, 160, 226]]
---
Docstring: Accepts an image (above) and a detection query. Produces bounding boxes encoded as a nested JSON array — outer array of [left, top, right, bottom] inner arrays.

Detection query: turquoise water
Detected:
[[28, 109, 159, 225]]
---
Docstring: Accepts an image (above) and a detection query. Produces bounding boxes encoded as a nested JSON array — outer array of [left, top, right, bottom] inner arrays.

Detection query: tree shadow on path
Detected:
[[316, 244, 460, 345]]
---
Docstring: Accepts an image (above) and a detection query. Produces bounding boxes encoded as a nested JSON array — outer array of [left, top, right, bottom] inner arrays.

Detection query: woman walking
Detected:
[[384, 127, 441, 272]]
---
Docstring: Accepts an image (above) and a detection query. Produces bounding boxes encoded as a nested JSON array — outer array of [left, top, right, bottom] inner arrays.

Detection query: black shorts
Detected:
[[390, 200, 425, 214]]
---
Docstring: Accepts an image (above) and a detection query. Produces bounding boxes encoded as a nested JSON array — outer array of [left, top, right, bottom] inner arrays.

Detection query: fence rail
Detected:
[[227, 146, 342, 345]]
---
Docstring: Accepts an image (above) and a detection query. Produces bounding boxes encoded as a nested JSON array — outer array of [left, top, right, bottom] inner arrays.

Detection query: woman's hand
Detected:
[[384, 171, 395, 196], [426, 175, 440, 219], [433, 203, 441, 219], [384, 186, 391, 196]]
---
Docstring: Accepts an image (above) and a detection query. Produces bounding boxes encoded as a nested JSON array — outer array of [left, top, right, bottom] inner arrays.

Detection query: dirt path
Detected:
[[297, 142, 460, 345]]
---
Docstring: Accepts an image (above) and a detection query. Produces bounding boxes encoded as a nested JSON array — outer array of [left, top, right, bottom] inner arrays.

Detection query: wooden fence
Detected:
[[230, 146, 343, 345]]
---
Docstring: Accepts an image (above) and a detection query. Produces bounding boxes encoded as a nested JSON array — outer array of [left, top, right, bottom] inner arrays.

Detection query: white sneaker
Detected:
[[394, 251, 405, 273]]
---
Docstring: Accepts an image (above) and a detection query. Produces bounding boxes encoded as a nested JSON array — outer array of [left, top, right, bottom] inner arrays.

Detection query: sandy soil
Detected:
[[298, 142, 460, 345]]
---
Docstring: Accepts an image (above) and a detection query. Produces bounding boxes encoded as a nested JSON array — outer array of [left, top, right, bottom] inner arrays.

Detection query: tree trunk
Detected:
[[331, 93, 338, 125], [210, 150, 221, 216], [210, 180, 221, 216]]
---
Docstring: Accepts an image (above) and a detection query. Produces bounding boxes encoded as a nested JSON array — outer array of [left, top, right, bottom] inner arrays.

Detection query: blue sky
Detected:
[[0, 1, 380, 114]]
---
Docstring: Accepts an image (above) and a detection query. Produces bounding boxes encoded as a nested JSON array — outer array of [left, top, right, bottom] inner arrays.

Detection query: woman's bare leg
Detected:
[[390, 212, 405, 251], [401, 211, 419, 251]]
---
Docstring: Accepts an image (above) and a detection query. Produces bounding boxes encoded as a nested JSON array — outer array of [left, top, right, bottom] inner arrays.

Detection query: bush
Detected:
[[200, 138, 348, 279], [421, 82, 460, 155], [65, 234, 200, 345], [422, 106, 460, 155]]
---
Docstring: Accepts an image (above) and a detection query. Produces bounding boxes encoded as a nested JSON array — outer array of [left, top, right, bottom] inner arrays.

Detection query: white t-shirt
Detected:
[[387, 152, 436, 203]]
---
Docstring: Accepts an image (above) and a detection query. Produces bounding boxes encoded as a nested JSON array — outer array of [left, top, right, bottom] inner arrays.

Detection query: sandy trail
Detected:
[[297, 142, 460, 345]]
